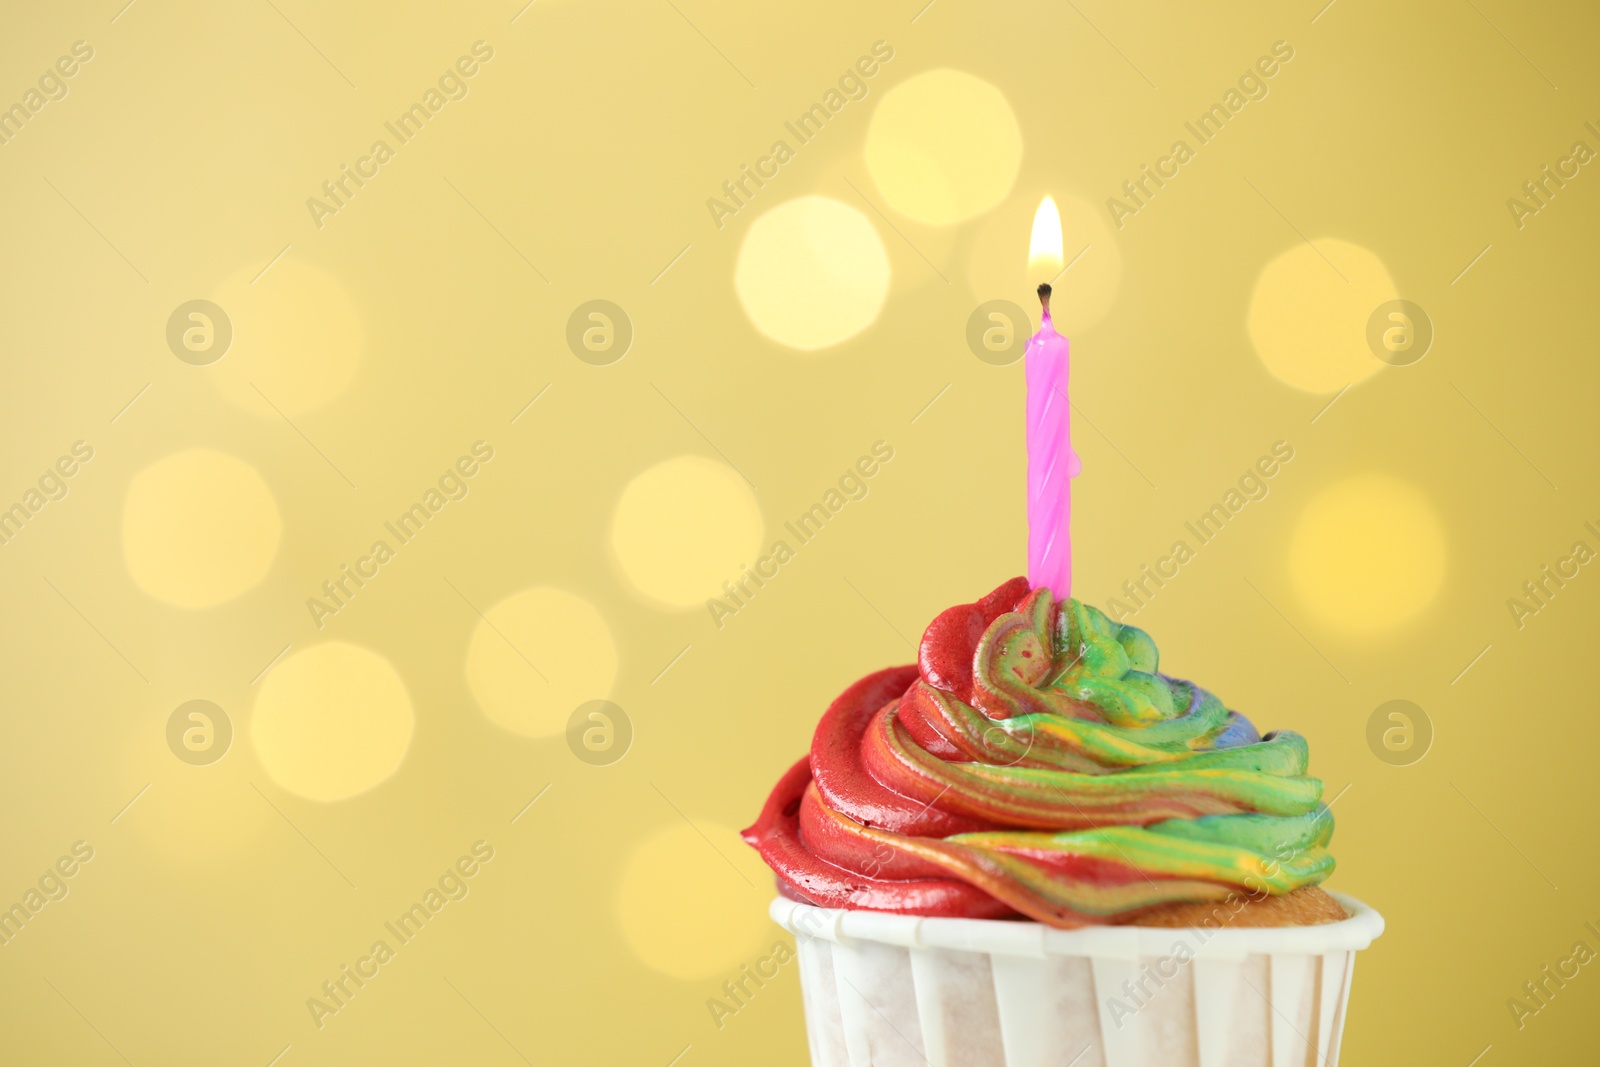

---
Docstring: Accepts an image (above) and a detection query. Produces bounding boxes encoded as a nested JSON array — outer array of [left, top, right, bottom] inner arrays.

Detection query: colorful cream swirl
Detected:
[[742, 578, 1335, 927]]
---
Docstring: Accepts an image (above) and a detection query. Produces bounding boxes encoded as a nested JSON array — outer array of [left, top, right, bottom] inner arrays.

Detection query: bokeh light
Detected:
[[734, 195, 890, 351], [615, 822, 773, 981], [251, 642, 414, 802], [464, 586, 618, 739], [1288, 474, 1448, 635], [209, 259, 365, 416], [1248, 239, 1397, 394], [610, 456, 764, 609], [864, 69, 1022, 226], [122, 448, 281, 609]]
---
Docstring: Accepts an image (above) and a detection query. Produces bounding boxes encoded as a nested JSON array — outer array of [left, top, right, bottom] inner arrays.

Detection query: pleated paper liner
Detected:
[[771, 892, 1383, 1067]]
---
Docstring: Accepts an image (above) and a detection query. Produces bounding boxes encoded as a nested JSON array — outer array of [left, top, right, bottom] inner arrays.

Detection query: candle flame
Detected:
[[1028, 196, 1064, 277]]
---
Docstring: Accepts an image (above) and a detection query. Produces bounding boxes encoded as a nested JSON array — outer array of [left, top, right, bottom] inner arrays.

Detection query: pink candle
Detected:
[[1026, 283, 1079, 600]]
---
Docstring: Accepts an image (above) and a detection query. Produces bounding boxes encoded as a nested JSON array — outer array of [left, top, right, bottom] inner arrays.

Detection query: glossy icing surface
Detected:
[[742, 578, 1334, 927]]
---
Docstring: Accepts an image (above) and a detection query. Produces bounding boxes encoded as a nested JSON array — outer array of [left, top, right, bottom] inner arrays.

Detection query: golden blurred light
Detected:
[[464, 587, 617, 738], [611, 456, 764, 609], [616, 822, 773, 980], [209, 259, 365, 416], [251, 642, 414, 802], [865, 69, 1022, 226], [1028, 195, 1064, 277], [734, 196, 890, 351], [1288, 474, 1447, 636], [123, 448, 281, 609], [968, 191, 1123, 334], [1248, 239, 1397, 394]]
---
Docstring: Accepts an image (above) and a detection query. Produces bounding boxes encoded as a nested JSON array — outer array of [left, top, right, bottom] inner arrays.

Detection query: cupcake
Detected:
[[744, 578, 1382, 1066]]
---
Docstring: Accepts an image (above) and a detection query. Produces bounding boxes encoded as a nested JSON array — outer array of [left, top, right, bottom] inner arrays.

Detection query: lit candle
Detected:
[[1025, 197, 1080, 600]]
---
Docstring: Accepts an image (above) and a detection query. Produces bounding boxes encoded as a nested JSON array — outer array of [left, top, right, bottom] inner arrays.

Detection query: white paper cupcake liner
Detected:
[[771, 892, 1383, 1067]]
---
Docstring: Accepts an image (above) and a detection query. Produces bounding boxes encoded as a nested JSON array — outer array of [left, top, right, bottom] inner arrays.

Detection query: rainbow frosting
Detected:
[[742, 578, 1335, 927]]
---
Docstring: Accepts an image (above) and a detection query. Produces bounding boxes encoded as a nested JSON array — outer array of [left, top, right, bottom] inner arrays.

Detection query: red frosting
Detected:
[[741, 579, 1034, 919]]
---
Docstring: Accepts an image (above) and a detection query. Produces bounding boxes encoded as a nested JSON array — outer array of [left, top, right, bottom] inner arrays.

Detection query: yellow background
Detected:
[[1, 0, 1596, 1064]]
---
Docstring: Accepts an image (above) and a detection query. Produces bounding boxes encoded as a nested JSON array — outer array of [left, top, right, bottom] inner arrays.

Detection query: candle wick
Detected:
[[1036, 282, 1052, 316]]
